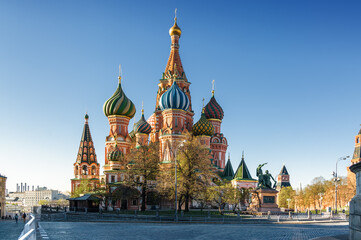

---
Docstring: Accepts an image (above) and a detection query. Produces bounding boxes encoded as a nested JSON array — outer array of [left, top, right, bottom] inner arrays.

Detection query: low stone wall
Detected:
[[349, 162, 361, 240]]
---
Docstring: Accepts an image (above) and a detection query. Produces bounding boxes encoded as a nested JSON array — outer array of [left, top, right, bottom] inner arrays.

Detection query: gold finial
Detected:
[[228, 152, 230, 160], [175, 8, 177, 23], [118, 64, 122, 83], [141, 101, 144, 115], [202, 98, 205, 113], [169, 8, 181, 36], [212, 80, 215, 96], [242, 151, 244, 159]]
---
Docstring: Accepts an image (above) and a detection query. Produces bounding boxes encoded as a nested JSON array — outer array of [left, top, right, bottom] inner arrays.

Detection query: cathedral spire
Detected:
[[221, 153, 234, 181], [164, 10, 185, 80]]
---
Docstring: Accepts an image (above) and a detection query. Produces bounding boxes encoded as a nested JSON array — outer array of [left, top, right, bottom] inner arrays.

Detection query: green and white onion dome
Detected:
[[193, 109, 214, 136], [134, 111, 152, 134], [107, 145, 123, 161], [103, 78, 136, 118], [159, 81, 189, 111]]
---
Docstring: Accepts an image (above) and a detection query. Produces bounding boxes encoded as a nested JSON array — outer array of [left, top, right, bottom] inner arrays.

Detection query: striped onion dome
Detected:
[[134, 110, 152, 134], [159, 81, 189, 111], [103, 78, 136, 118], [204, 95, 224, 120], [193, 109, 214, 136], [107, 145, 123, 162]]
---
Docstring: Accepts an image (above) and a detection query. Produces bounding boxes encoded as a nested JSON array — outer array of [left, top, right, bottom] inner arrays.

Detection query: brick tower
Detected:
[[347, 126, 361, 193], [276, 165, 291, 191], [147, 14, 194, 162], [103, 73, 136, 184], [204, 82, 228, 169], [71, 114, 100, 194]]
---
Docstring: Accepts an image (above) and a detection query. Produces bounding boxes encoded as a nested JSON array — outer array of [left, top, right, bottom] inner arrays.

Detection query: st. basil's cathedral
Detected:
[[70, 16, 292, 208], [71, 16, 228, 194]]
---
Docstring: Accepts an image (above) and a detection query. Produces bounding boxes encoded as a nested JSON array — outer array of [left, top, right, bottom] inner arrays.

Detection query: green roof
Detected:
[[233, 155, 255, 181], [221, 157, 234, 180]]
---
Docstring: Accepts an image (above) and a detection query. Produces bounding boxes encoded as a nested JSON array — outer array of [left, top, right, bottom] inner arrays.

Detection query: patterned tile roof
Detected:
[[193, 110, 214, 136], [204, 95, 224, 120], [221, 156, 234, 180], [103, 78, 136, 118], [159, 81, 189, 111], [77, 114, 98, 165], [134, 111, 152, 134], [234, 155, 255, 181]]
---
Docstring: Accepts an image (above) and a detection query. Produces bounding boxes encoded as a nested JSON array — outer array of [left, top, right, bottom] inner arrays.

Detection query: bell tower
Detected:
[[71, 114, 100, 194], [148, 12, 194, 144]]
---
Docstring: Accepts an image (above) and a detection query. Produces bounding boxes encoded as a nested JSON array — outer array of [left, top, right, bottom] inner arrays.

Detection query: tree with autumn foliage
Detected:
[[278, 186, 296, 209], [176, 134, 215, 211], [71, 179, 93, 198], [123, 142, 160, 211], [157, 134, 215, 212]]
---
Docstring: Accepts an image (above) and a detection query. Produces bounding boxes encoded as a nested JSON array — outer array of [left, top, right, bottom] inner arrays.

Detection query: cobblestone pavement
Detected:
[[0, 220, 24, 240], [39, 222, 349, 240]]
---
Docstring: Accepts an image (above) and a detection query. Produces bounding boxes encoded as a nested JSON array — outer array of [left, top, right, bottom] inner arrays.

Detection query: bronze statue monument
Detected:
[[256, 163, 277, 189]]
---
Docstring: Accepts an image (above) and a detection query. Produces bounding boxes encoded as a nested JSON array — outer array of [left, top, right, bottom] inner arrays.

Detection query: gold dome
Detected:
[[169, 17, 181, 37]]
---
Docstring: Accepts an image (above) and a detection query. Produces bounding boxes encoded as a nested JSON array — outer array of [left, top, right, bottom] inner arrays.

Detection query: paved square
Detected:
[[0, 220, 25, 239], [39, 222, 349, 240]]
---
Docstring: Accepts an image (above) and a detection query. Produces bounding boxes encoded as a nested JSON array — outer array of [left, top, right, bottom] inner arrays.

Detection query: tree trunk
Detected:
[[141, 184, 146, 211], [185, 193, 189, 212], [178, 195, 183, 212]]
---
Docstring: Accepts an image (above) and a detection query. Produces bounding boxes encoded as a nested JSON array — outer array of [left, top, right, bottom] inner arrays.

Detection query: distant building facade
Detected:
[[8, 188, 67, 207], [0, 174, 6, 217]]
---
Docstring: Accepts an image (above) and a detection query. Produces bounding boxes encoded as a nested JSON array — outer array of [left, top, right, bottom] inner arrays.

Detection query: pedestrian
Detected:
[[22, 212, 26, 223], [15, 214, 18, 223]]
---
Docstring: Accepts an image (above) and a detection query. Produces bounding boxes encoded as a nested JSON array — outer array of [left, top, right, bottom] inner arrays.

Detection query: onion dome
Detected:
[[103, 76, 136, 118], [159, 81, 189, 111], [85, 113, 89, 120], [193, 109, 214, 136], [107, 145, 123, 162], [134, 109, 152, 134], [169, 15, 181, 37], [204, 93, 224, 120]]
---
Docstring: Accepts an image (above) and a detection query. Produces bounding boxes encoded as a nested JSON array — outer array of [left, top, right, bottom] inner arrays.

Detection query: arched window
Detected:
[[357, 138, 359, 143], [82, 165, 88, 175], [92, 166, 96, 175], [75, 166, 78, 176]]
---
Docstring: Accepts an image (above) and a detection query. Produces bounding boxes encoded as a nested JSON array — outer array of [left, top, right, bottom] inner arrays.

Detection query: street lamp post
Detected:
[[287, 198, 291, 210], [174, 141, 184, 221], [318, 193, 323, 214], [332, 156, 350, 214]]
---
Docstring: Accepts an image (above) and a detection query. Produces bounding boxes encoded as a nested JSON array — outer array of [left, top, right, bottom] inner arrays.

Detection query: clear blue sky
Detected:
[[0, 0, 360, 193]]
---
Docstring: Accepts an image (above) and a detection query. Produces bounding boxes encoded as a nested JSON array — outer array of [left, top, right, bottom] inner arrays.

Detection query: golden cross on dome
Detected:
[[118, 64, 122, 83], [175, 8, 177, 22], [212, 80, 215, 96], [142, 101, 144, 115], [202, 98, 205, 107]]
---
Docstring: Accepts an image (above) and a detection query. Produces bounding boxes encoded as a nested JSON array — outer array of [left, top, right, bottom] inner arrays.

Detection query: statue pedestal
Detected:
[[250, 188, 280, 213]]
